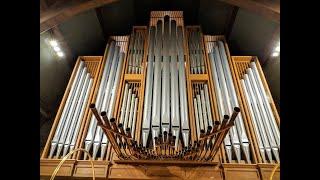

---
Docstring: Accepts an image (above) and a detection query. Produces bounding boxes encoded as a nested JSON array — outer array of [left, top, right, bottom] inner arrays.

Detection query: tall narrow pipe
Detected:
[[131, 97, 139, 139], [142, 26, 155, 147], [246, 71, 279, 162], [151, 21, 163, 147], [49, 60, 84, 158], [208, 52, 232, 162], [69, 78, 93, 153], [84, 41, 115, 159], [241, 79, 267, 163], [63, 73, 91, 156], [243, 75, 274, 162], [177, 26, 189, 147], [214, 46, 241, 162], [56, 68, 88, 158], [250, 62, 280, 148], [217, 41, 250, 162], [93, 46, 120, 160], [101, 52, 125, 159]]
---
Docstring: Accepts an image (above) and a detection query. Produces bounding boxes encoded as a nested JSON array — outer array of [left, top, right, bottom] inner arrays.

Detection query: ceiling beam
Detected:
[[95, 7, 108, 41], [217, 0, 280, 23], [224, 6, 239, 40], [40, 0, 118, 34]]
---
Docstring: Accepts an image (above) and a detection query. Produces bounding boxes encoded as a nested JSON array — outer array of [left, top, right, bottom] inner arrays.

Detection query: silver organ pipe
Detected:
[[151, 21, 162, 147], [250, 62, 280, 148], [48, 60, 84, 158], [92, 45, 120, 160], [142, 26, 155, 147], [177, 26, 190, 147], [217, 41, 251, 163], [56, 67, 88, 158], [246, 69, 280, 162], [84, 41, 115, 159], [170, 20, 180, 149], [62, 73, 91, 156]]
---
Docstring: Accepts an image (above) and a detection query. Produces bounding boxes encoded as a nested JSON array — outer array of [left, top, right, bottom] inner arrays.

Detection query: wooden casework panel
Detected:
[[223, 164, 261, 180], [40, 159, 76, 177], [73, 160, 109, 178], [258, 164, 280, 180]]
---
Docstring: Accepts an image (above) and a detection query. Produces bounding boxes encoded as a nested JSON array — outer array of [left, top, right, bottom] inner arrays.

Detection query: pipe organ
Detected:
[[40, 11, 280, 180]]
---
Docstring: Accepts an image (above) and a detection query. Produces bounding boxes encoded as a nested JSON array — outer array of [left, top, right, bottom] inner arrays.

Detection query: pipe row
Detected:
[[240, 61, 280, 163], [48, 61, 93, 159], [128, 31, 144, 74], [84, 41, 125, 160], [208, 41, 251, 163], [188, 30, 205, 74]]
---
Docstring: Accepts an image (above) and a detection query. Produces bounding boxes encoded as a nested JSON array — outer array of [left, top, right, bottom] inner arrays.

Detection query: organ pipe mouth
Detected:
[[101, 111, 107, 116], [234, 107, 240, 112], [89, 103, 95, 109]]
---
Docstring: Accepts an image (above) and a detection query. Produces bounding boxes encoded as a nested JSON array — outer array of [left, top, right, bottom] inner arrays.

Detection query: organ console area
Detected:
[[40, 11, 280, 180]]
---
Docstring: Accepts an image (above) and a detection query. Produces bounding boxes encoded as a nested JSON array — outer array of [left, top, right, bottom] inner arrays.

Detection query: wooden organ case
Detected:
[[40, 11, 280, 180]]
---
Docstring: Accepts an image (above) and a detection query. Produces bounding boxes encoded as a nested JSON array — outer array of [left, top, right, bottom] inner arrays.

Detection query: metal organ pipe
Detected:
[[62, 73, 91, 156], [250, 62, 280, 148], [240, 79, 267, 163], [161, 18, 171, 134], [217, 41, 250, 163], [151, 21, 162, 147], [208, 52, 233, 162], [84, 41, 115, 159], [48, 60, 84, 158], [170, 20, 180, 149], [142, 26, 155, 147], [92, 45, 120, 160], [243, 74, 274, 162], [56, 67, 88, 158], [213, 45, 242, 162], [246, 70, 280, 162], [177, 26, 190, 147]]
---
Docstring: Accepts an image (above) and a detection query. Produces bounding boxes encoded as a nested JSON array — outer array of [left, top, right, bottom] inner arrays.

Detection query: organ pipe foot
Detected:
[[182, 130, 189, 147], [92, 143, 100, 160], [172, 127, 180, 149], [266, 148, 273, 163], [260, 148, 267, 163], [233, 144, 241, 163], [84, 141, 92, 160], [242, 143, 251, 163], [272, 147, 280, 163], [55, 144, 63, 159], [152, 127, 160, 148], [225, 145, 232, 163], [142, 129, 150, 147], [48, 143, 57, 159], [100, 143, 107, 160], [62, 144, 69, 157], [162, 124, 170, 136]]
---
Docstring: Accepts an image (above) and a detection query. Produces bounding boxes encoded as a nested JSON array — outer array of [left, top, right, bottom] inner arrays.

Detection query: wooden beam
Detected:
[[224, 6, 239, 40], [40, 0, 118, 34], [95, 7, 107, 41], [217, 0, 280, 23]]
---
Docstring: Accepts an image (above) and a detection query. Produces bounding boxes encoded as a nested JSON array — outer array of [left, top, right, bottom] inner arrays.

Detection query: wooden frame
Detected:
[[203, 35, 258, 164], [230, 56, 280, 164], [40, 56, 103, 177]]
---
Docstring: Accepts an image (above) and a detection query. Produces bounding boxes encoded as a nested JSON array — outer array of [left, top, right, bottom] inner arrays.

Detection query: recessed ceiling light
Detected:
[[49, 40, 58, 47], [53, 46, 61, 52], [57, 52, 64, 57], [272, 52, 279, 57]]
